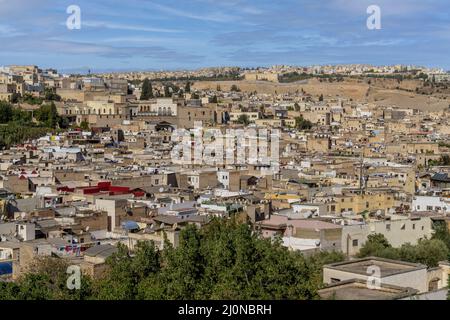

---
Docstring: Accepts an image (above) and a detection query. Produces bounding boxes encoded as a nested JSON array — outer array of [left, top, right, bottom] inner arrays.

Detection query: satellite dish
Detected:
[[159, 187, 164, 193], [160, 223, 165, 229]]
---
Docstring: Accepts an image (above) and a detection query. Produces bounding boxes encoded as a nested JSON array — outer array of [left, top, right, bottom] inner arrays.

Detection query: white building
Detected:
[[412, 196, 450, 213]]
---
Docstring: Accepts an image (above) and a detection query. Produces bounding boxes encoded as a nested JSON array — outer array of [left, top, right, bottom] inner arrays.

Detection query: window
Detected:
[[412, 224, 416, 230], [352, 239, 358, 247], [386, 224, 391, 231], [330, 278, 340, 284]]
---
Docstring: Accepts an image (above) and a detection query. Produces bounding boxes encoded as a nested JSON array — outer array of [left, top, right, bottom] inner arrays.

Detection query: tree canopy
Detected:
[[0, 218, 345, 300], [236, 114, 250, 126], [140, 78, 154, 100], [295, 116, 313, 130], [357, 233, 449, 267]]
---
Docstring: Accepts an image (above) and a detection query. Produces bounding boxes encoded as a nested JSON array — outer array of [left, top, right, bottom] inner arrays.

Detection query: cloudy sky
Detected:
[[1, 0, 449, 72]]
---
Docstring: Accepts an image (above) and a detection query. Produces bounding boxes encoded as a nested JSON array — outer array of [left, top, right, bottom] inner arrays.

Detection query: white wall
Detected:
[[412, 196, 450, 213]]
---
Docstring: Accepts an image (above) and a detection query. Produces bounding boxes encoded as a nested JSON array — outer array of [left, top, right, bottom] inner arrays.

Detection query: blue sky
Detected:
[[1, 0, 450, 72]]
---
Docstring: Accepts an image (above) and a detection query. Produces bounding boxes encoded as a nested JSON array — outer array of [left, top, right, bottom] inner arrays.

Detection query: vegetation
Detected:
[[295, 116, 313, 130], [236, 114, 250, 125], [279, 72, 346, 83], [428, 155, 450, 167], [164, 85, 171, 98], [0, 101, 31, 123], [43, 88, 61, 101], [35, 102, 60, 128], [0, 101, 63, 148], [185, 81, 191, 93], [140, 78, 154, 100], [230, 84, 240, 92], [431, 222, 450, 253], [357, 233, 449, 267], [79, 120, 90, 131], [0, 257, 92, 300], [21, 93, 44, 105], [0, 219, 345, 300], [0, 123, 51, 149]]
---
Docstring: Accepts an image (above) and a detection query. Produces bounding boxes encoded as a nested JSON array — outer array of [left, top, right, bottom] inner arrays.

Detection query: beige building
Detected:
[[244, 72, 279, 82], [341, 216, 433, 256]]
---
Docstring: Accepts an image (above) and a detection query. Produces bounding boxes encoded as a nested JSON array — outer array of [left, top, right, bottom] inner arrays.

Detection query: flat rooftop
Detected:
[[325, 257, 426, 277], [319, 279, 417, 300]]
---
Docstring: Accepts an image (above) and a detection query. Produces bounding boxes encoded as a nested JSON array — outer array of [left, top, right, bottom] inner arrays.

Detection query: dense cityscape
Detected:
[[0, 63, 450, 300]]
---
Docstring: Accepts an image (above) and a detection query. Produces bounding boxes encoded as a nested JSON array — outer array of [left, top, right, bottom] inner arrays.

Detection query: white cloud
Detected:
[[83, 21, 182, 33], [150, 2, 236, 23]]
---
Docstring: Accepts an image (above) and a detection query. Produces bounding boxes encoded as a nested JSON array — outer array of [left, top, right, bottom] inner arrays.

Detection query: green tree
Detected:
[[10, 93, 21, 104], [79, 120, 90, 131], [0, 101, 13, 123], [0, 123, 50, 149], [164, 85, 171, 98], [94, 243, 136, 300], [0, 257, 92, 300], [44, 88, 61, 101], [185, 81, 191, 93], [295, 116, 313, 130], [230, 84, 240, 92], [140, 78, 153, 100], [403, 239, 449, 267], [191, 92, 200, 99], [358, 233, 449, 267], [357, 233, 392, 258], [12, 107, 32, 123], [35, 102, 59, 128], [2, 219, 346, 300], [432, 222, 450, 252], [440, 155, 450, 166], [236, 114, 250, 125], [22, 93, 43, 105]]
